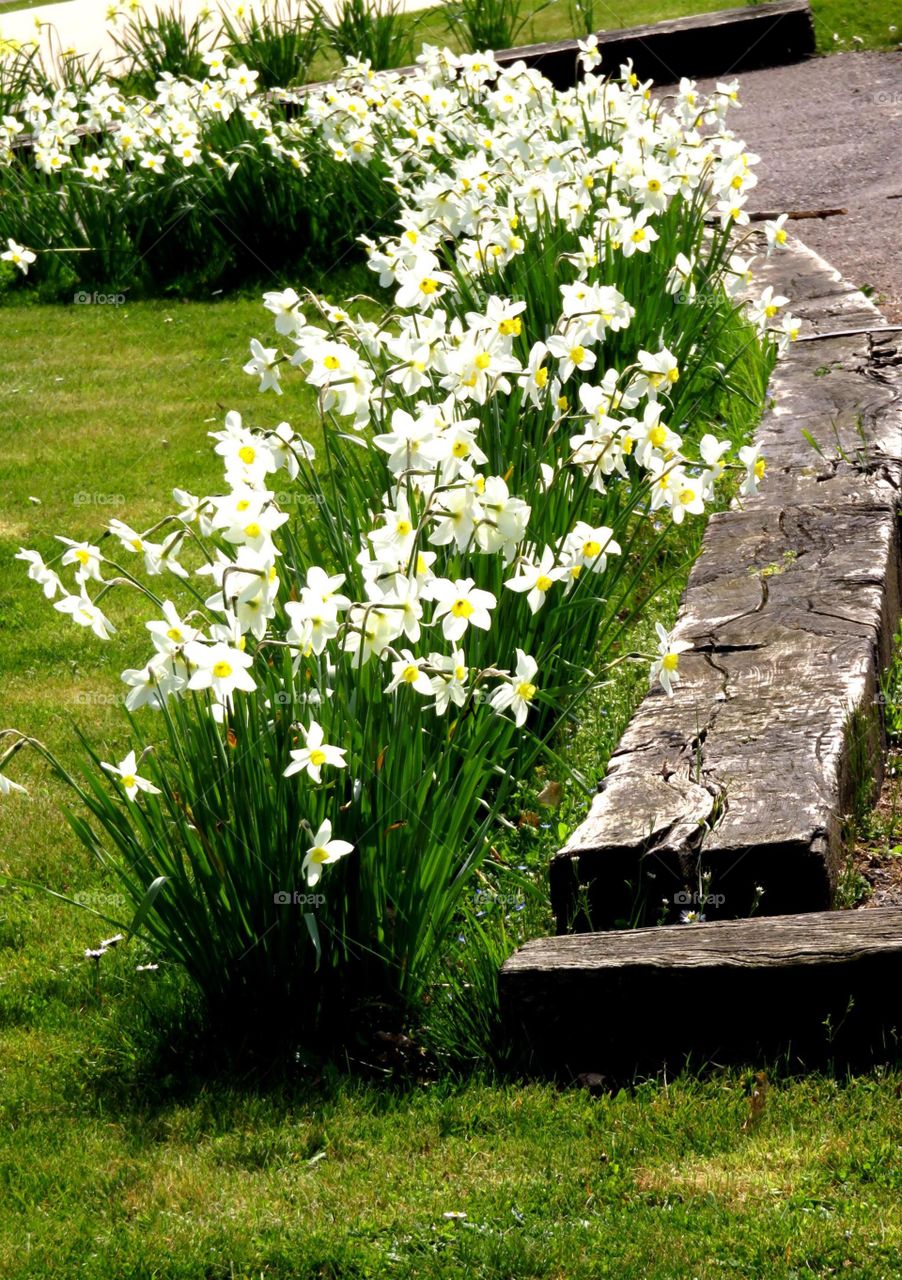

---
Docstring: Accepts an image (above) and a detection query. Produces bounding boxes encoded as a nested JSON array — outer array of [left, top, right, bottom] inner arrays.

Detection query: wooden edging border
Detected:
[[499, 907, 902, 1075], [486, 0, 815, 88], [548, 236, 902, 933]]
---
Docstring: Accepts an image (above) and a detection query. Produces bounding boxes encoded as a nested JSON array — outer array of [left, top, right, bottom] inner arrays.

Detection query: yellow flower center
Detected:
[[166, 627, 183, 642], [122, 774, 136, 789], [239, 445, 256, 464], [74, 549, 91, 564], [402, 664, 419, 683], [754, 458, 766, 479], [498, 317, 521, 336], [309, 748, 327, 766], [244, 522, 261, 538], [569, 345, 585, 365], [452, 440, 469, 458], [475, 352, 491, 370], [451, 598, 474, 618], [631, 228, 646, 244], [516, 681, 537, 701], [662, 652, 679, 672], [419, 278, 439, 295], [324, 354, 341, 370], [536, 574, 553, 592], [310, 846, 329, 864], [535, 366, 548, 388], [649, 425, 667, 448], [213, 660, 233, 678], [583, 540, 601, 558]]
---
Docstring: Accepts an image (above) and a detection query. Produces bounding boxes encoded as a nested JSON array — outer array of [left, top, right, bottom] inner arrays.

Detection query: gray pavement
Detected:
[[671, 51, 902, 320]]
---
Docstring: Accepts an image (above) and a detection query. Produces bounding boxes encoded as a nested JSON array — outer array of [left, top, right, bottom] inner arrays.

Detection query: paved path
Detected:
[[667, 51, 902, 321]]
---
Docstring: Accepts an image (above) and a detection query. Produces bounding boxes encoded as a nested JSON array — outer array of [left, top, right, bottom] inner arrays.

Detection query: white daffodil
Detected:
[[0, 772, 27, 797], [16, 548, 63, 600], [56, 537, 104, 584], [429, 577, 496, 642], [764, 213, 789, 252], [243, 338, 282, 394], [699, 434, 732, 496], [504, 547, 567, 614], [1, 239, 36, 274], [121, 657, 185, 711], [54, 592, 116, 640], [146, 600, 199, 655], [738, 443, 767, 496], [428, 649, 469, 714], [262, 287, 303, 335], [302, 819, 354, 887], [284, 720, 347, 783], [385, 649, 433, 696], [546, 330, 596, 383], [184, 640, 256, 701], [566, 522, 621, 576], [101, 750, 161, 801], [650, 623, 692, 696], [489, 649, 539, 727]]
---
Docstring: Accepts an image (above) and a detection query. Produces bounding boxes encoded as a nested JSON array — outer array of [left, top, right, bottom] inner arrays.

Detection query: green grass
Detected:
[[0, 1043, 900, 1278], [0, 0, 69, 13]]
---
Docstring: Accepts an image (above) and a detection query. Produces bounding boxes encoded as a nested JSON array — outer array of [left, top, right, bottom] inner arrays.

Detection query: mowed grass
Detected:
[[1, 293, 901, 1277], [0, 1059, 900, 1279]]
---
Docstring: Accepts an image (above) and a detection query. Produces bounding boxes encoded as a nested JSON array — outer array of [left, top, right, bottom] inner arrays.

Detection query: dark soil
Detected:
[[851, 755, 902, 908]]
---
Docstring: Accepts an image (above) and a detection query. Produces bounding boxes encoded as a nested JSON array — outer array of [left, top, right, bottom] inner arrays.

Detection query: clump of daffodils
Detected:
[[0, 48, 787, 1027]]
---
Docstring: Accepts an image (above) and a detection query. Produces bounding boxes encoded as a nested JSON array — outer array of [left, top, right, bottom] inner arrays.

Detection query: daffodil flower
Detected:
[[650, 623, 692, 696], [101, 751, 161, 801], [302, 820, 354, 887], [489, 650, 539, 727], [284, 721, 347, 783]]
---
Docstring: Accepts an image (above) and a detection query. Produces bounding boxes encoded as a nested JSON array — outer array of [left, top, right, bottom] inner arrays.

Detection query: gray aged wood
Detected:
[[500, 908, 902, 1074], [489, 0, 816, 89], [550, 239, 902, 931]]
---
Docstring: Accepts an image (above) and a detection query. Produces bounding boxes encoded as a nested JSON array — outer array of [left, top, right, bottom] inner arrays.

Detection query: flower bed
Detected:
[[0, 48, 790, 1052]]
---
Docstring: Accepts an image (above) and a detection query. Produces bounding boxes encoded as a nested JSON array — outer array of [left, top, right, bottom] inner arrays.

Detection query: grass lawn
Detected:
[[1, 287, 901, 1277], [0, 0, 70, 13]]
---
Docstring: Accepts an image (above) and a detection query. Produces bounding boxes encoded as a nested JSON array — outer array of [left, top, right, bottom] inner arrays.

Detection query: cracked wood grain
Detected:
[[499, 908, 902, 1074]]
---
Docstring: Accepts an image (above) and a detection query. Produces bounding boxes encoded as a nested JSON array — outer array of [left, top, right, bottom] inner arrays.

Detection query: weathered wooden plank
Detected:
[[500, 909, 902, 1074], [550, 240, 902, 932], [506, 908, 902, 969], [491, 1, 816, 89]]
